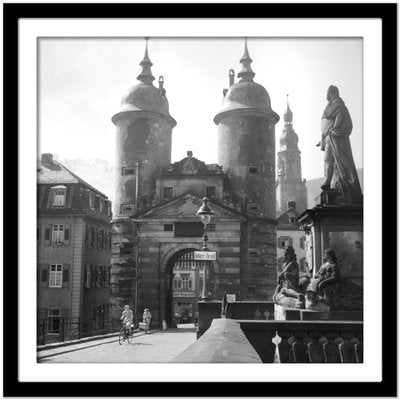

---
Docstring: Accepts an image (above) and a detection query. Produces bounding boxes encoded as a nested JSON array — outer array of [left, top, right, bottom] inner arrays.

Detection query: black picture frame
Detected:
[[3, 2, 396, 397]]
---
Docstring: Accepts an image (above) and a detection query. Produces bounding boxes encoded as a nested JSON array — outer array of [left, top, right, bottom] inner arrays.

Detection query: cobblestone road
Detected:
[[37, 325, 197, 363]]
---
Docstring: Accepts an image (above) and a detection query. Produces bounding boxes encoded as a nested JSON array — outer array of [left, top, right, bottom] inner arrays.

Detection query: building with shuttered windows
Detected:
[[37, 153, 112, 340]]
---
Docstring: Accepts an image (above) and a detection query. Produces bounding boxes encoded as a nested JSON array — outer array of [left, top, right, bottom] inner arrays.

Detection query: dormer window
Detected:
[[89, 192, 95, 209], [51, 185, 66, 207], [99, 198, 104, 214]]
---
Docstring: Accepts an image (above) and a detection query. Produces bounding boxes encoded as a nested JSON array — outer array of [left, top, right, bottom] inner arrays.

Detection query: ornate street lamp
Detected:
[[196, 197, 215, 301]]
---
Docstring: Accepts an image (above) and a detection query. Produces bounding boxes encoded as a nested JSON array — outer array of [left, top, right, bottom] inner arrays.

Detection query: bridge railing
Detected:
[[238, 319, 363, 363], [37, 318, 121, 345], [172, 318, 362, 363]]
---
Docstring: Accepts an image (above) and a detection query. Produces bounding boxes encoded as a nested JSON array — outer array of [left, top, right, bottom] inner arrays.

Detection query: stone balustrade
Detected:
[[238, 319, 363, 363], [172, 318, 362, 363]]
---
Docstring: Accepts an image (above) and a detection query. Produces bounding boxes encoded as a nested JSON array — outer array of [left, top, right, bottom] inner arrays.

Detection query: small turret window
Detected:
[[122, 167, 135, 176], [248, 166, 261, 175]]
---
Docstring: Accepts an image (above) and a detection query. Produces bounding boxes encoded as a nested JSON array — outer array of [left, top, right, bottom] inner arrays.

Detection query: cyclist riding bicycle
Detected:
[[120, 305, 134, 339]]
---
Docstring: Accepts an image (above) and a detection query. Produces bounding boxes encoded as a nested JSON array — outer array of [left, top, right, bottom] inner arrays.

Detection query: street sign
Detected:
[[193, 251, 217, 261]]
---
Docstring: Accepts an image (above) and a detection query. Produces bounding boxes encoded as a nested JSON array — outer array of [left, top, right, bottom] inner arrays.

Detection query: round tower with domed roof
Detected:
[[112, 38, 176, 219], [214, 39, 280, 299], [110, 39, 176, 318]]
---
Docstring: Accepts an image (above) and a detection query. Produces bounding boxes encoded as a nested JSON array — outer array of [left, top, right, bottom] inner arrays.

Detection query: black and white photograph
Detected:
[[36, 35, 364, 364], [4, 3, 396, 397]]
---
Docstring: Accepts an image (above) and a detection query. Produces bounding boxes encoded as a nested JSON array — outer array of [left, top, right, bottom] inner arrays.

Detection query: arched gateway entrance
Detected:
[[164, 248, 214, 327]]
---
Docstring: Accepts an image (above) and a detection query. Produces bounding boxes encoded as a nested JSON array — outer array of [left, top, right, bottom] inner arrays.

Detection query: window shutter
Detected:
[[91, 265, 95, 287], [83, 265, 87, 288], [45, 228, 50, 241], [64, 227, 70, 241], [40, 265, 49, 287], [62, 264, 70, 287]]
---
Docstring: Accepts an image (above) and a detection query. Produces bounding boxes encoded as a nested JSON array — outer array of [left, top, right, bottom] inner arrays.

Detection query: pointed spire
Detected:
[[137, 37, 155, 85], [284, 94, 293, 125], [237, 37, 255, 82]]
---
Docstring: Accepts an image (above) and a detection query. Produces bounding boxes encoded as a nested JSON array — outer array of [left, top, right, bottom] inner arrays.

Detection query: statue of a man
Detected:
[[317, 85, 362, 204], [307, 248, 340, 304], [273, 246, 305, 309]]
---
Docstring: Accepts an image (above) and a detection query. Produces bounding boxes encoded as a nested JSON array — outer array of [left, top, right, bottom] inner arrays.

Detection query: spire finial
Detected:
[[137, 37, 155, 85], [237, 37, 255, 82], [284, 93, 293, 125]]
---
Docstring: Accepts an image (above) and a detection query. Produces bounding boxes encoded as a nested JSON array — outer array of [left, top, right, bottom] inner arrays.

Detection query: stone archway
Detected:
[[161, 246, 219, 328]]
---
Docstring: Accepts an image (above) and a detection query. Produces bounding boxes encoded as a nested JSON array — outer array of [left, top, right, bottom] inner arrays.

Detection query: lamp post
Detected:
[[196, 197, 215, 301]]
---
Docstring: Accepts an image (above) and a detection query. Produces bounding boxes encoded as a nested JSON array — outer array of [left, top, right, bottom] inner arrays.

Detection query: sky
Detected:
[[38, 37, 363, 181]]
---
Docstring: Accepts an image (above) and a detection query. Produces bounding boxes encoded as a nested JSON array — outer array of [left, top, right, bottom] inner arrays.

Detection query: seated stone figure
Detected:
[[306, 248, 340, 310], [273, 246, 305, 309]]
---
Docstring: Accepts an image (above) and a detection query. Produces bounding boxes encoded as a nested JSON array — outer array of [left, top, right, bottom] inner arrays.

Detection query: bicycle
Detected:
[[118, 322, 133, 345]]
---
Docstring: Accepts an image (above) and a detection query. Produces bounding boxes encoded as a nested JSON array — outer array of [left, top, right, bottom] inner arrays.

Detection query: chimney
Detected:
[[187, 151, 193, 158], [41, 153, 53, 165], [229, 69, 235, 87]]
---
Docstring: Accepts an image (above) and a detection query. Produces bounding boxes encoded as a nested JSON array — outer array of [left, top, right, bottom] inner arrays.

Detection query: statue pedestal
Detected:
[[297, 198, 363, 288], [274, 304, 363, 321]]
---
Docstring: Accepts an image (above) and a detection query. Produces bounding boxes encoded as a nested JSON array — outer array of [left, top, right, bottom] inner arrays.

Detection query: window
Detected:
[[97, 229, 103, 249], [96, 266, 102, 287], [181, 275, 192, 290], [121, 204, 134, 213], [106, 267, 111, 287], [299, 236, 306, 249], [122, 167, 135, 176], [99, 198, 104, 214], [173, 278, 182, 289], [278, 236, 293, 249], [206, 186, 216, 199], [84, 265, 91, 288], [248, 249, 260, 256], [164, 224, 173, 232], [51, 186, 66, 207], [248, 166, 261, 175], [49, 264, 63, 287], [119, 242, 133, 256], [88, 227, 95, 248], [89, 192, 95, 209], [48, 309, 61, 333], [51, 225, 64, 245], [163, 187, 173, 200]]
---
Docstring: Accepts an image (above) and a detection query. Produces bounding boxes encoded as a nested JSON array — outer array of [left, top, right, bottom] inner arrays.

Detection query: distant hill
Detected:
[[60, 158, 115, 201], [306, 168, 363, 208]]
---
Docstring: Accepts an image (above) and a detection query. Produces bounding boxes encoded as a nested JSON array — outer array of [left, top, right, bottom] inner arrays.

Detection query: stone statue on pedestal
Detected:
[[273, 247, 309, 309], [316, 85, 362, 204], [306, 249, 340, 311]]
